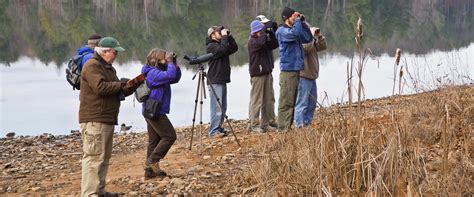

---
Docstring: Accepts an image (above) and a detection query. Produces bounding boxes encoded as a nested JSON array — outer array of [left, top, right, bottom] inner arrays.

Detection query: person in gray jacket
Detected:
[[294, 25, 327, 128]]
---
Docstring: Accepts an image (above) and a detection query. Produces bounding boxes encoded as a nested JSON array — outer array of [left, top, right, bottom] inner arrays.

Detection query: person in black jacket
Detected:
[[247, 19, 279, 133], [206, 25, 238, 137]]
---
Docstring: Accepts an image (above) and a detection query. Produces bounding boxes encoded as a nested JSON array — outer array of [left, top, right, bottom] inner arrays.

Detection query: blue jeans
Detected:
[[295, 78, 317, 127], [208, 84, 227, 136]]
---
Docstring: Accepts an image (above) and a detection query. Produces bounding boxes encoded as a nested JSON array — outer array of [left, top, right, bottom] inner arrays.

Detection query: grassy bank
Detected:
[[230, 85, 473, 196]]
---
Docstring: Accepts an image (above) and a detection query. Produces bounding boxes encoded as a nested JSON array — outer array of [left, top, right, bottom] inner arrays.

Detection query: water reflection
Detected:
[[0, 0, 473, 66], [1, 0, 473, 135], [1, 44, 472, 136]]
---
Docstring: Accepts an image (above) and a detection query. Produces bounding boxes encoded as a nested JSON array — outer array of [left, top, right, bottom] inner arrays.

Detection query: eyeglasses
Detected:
[[107, 50, 118, 55]]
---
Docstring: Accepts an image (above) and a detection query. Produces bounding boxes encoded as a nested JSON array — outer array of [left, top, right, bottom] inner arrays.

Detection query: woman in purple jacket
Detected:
[[141, 48, 181, 179]]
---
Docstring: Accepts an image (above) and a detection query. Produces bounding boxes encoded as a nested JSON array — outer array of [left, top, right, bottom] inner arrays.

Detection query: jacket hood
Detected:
[[77, 46, 94, 55], [141, 64, 154, 74]]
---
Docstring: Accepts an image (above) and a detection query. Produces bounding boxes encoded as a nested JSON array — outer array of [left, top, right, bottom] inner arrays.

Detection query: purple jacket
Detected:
[[141, 63, 181, 115]]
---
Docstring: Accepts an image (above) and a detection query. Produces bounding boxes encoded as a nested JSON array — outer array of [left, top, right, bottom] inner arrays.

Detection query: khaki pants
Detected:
[[80, 122, 114, 197], [277, 71, 299, 131], [249, 74, 276, 128]]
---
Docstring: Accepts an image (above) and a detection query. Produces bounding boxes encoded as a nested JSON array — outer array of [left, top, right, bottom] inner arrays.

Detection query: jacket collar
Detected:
[[281, 23, 291, 29], [93, 52, 113, 68], [205, 36, 224, 45]]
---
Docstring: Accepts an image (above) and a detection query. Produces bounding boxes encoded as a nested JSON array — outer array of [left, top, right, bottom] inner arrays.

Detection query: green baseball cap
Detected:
[[99, 37, 125, 52]]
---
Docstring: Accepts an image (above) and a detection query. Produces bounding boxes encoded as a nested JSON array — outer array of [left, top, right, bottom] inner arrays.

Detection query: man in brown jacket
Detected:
[[79, 37, 137, 197], [294, 26, 327, 128]]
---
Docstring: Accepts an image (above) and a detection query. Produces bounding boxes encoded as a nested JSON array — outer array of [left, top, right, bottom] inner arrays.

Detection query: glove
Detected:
[[120, 77, 139, 90], [118, 92, 125, 101], [221, 28, 229, 36], [121, 81, 139, 95], [120, 78, 130, 86]]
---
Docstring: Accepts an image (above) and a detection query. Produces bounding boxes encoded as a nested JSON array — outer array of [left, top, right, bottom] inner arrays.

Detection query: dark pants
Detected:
[[145, 115, 177, 163]]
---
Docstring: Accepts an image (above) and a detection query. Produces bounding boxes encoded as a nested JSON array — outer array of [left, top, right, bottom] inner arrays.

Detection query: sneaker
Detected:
[[269, 122, 278, 128], [250, 127, 265, 133], [209, 132, 225, 138], [261, 126, 276, 132], [218, 129, 228, 136], [145, 162, 167, 177]]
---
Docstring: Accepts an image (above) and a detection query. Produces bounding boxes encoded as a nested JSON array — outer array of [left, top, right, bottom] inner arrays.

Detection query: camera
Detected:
[[184, 53, 214, 65]]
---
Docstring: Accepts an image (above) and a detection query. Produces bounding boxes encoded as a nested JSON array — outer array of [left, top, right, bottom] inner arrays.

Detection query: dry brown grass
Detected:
[[227, 16, 473, 196], [229, 85, 473, 196]]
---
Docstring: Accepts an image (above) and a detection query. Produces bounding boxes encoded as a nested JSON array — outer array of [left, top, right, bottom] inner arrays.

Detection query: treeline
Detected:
[[0, 0, 472, 67]]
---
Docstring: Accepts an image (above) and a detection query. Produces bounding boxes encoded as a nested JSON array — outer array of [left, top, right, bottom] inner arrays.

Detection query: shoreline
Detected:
[[3, 84, 472, 139]]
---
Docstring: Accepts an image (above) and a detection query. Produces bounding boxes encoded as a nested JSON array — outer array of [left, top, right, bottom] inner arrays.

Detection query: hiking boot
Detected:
[[145, 161, 167, 177], [99, 192, 122, 197], [269, 122, 278, 128], [144, 168, 165, 180]]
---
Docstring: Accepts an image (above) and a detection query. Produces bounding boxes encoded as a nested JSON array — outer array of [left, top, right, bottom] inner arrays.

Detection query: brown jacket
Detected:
[[79, 53, 133, 125], [300, 35, 327, 80]]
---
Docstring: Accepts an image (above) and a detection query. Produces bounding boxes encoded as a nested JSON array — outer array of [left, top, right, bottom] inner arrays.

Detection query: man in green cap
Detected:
[[79, 36, 137, 197]]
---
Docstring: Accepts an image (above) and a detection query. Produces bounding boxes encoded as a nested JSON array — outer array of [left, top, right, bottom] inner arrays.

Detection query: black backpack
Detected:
[[65, 54, 87, 90]]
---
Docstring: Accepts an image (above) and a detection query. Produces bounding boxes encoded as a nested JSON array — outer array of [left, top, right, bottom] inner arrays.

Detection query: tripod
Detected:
[[189, 63, 240, 151]]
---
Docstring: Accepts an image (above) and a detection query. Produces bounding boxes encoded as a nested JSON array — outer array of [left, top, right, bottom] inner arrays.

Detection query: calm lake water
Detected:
[[0, 0, 473, 136]]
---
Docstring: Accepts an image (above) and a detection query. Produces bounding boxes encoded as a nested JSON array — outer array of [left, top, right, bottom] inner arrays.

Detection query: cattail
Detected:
[[357, 17, 363, 38], [399, 65, 404, 78], [399, 65, 404, 94], [395, 48, 401, 65]]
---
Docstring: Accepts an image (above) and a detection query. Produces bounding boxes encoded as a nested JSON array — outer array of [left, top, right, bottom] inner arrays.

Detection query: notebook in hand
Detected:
[[127, 73, 145, 87]]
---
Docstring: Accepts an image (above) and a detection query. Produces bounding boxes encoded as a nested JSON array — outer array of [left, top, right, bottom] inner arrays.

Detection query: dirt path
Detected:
[[1, 121, 271, 195]]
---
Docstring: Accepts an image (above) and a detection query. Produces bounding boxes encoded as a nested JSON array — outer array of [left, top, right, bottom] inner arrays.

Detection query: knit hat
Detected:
[[87, 34, 102, 47], [250, 20, 264, 34], [98, 37, 125, 52], [255, 15, 270, 23], [207, 26, 224, 38], [281, 7, 295, 21]]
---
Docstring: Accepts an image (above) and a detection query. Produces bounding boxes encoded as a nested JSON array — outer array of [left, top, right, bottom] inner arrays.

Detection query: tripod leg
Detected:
[[189, 72, 202, 150], [202, 74, 207, 99], [199, 73, 205, 154], [207, 83, 240, 146]]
